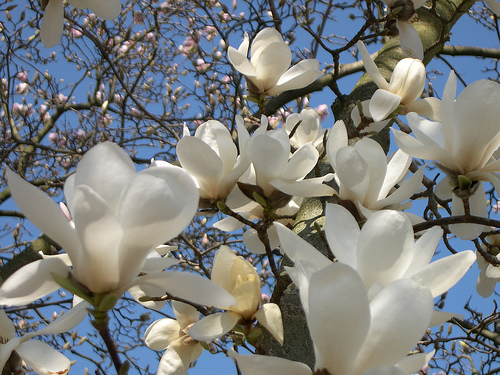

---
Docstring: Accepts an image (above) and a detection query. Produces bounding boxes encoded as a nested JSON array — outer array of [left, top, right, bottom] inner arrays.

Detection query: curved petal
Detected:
[[354, 279, 433, 373], [17, 340, 71, 374], [228, 47, 257, 77], [128, 283, 168, 310], [243, 228, 267, 255], [118, 165, 199, 284], [396, 20, 424, 60], [6, 168, 80, 258], [410, 250, 476, 297], [282, 143, 319, 181], [253, 303, 284, 345], [156, 342, 201, 375], [187, 311, 240, 341], [254, 42, 292, 92], [356, 210, 414, 287], [379, 150, 412, 199], [335, 146, 369, 201], [363, 366, 408, 375], [397, 351, 435, 374], [71, 185, 122, 292], [40, 0, 64, 48], [369, 89, 402, 122], [485, 0, 500, 15], [177, 136, 224, 199], [357, 41, 389, 90], [227, 349, 312, 375], [0, 310, 15, 340], [269, 59, 322, 96], [390, 58, 425, 104], [172, 301, 200, 330], [308, 263, 370, 374], [31, 299, 89, 338], [134, 271, 236, 309], [144, 318, 181, 350], [326, 120, 349, 169], [0, 257, 68, 306], [373, 166, 424, 209], [324, 204, 360, 268], [269, 175, 335, 198], [73, 142, 136, 213], [402, 226, 442, 278], [404, 97, 442, 121]]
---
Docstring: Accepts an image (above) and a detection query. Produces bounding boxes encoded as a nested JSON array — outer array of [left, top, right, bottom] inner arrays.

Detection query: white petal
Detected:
[[0, 310, 15, 340], [17, 340, 71, 375], [253, 303, 284, 345], [363, 366, 408, 375], [373, 165, 424, 210], [144, 318, 181, 350], [324, 204, 359, 268], [40, 0, 64, 48], [0, 258, 68, 306], [243, 228, 268, 254], [227, 47, 257, 77], [172, 301, 199, 330], [404, 97, 442, 121], [402, 226, 442, 278], [357, 41, 389, 90], [6, 168, 81, 258], [430, 310, 462, 327], [411, 250, 476, 297], [282, 143, 319, 180], [86, 0, 121, 19], [187, 311, 240, 341], [308, 263, 370, 374], [135, 271, 236, 309], [128, 283, 168, 310], [396, 20, 424, 60], [326, 120, 348, 169], [73, 142, 136, 213], [269, 175, 335, 197], [227, 349, 312, 375], [389, 58, 425, 104], [356, 210, 414, 287], [254, 42, 292, 92], [335, 146, 369, 201], [369, 89, 402, 122], [485, 0, 500, 15], [269, 59, 322, 96], [397, 351, 435, 374], [354, 279, 433, 373], [156, 343, 197, 375], [31, 299, 89, 338]]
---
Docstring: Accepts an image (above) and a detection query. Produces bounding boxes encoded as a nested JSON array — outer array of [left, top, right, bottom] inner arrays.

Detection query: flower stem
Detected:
[[91, 310, 125, 374]]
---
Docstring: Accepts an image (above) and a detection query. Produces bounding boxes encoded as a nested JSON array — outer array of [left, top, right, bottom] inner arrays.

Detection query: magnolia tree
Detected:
[[1, 0, 500, 374]]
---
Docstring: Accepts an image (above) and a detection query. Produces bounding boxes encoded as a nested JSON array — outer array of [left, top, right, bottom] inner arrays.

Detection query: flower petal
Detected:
[[269, 59, 322, 96], [282, 144, 319, 181], [6, 168, 80, 258], [449, 183, 488, 240], [0, 257, 68, 306], [324, 204, 360, 268], [228, 349, 312, 375], [369, 89, 402, 122], [354, 279, 433, 373], [82, 0, 121, 19], [326, 120, 349, 169], [187, 311, 240, 342], [16, 340, 71, 375], [172, 301, 199, 330], [144, 318, 182, 350], [402, 226, 442, 278], [308, 263, 370, 374], [253, 303, 284, 345], [404, 97, 442, 121], [411, 250, 476, 297], [40, 0, 64, 48], [396, 20, 424, 60], [357, 41, 389, 90]]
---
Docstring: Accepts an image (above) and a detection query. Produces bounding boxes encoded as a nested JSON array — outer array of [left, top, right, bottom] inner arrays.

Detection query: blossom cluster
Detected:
[[2, 5, 500, 375]]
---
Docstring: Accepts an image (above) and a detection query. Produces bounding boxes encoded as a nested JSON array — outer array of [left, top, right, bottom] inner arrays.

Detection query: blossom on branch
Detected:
[[393, 72, 500, 239], [0, 142, 236, 311], [41, 0, 122, 48], [144, 301, 204, 375], [188, 246, 284, 345], [357, 41, 440, 122], [284, 107, 325, 149], [227, 28, 322, 98]]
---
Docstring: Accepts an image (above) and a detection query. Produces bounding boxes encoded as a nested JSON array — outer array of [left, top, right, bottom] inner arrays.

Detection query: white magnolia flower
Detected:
[[393, 72, 500, 239], [358, 41, 440, 122], [0, 142, 236, 310], [381, 0, 425, 59], [229, 261, 435, 375], [277, 204, 476, 300], [475, 234, 500, 298], [350, 99, 391, 134], [227, 27, 322, 97], [41, 0, 121, 48], [188, 246, 284, 345], [284, 107, 325, 149], [326, 119, 424, 218], [173, 117, 251, 206], [144, 301, 204, 375], [0, 299, 89, 374]]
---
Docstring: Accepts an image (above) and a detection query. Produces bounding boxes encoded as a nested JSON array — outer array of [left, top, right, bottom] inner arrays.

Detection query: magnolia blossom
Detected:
[[144, 301, 204, 375], [0, 299, 88, 374], [381, 0, 425, 59], [277, 204, 476, 300], [284, 107, 325, 149], [227, 27, 322, 97], [350, 99, 391, 134], [41, 0, 121, 48], [188, 246, 284, 345], [229, 262, 435, 375], [358, 41, 440, 122], [174, 117, 250, 207], [0, 142, 236, 310], [326, 119, 424, 218], [475, 234, 500, 298], [393, 72, 500, 239]]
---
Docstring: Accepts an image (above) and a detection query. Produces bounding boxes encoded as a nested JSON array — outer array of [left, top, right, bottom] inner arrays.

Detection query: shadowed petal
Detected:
[[324, 204, 359, 268], [253, 303, 284, 345], [188, 311, 240, 341], [40, 0, 64, 48], [397, 20, 424, 60], [228, 349, 312, 375], [369, 89, 402, 122], [16, 340, 71, 375]]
